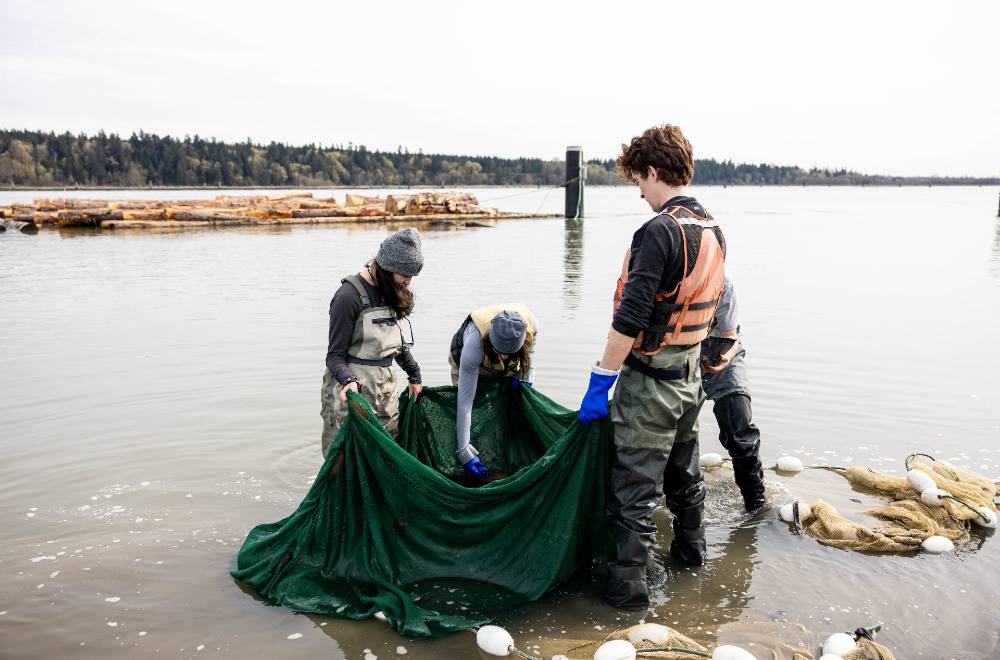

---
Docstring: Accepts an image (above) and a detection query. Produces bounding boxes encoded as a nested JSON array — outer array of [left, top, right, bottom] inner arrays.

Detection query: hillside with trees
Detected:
[[1, 129, 996, 188]]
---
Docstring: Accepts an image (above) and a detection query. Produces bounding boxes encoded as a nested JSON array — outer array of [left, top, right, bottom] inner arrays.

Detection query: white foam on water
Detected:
[[196, 644, 204, 651], [49, 571, 59, 578], [138, 631, 147, 636], [30, 556, 56, 563], [287, 633, 302, 640], [105, 597, 120, 603], [107, 622, 118, 627], [36, 584, 44, 589]]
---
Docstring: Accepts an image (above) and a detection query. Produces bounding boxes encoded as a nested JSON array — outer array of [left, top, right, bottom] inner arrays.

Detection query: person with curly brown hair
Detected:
[[577, 124, 727, 609]]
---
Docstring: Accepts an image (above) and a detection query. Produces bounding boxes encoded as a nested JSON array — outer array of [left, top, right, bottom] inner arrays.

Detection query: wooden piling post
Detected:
[[565, 146, 584, 219]]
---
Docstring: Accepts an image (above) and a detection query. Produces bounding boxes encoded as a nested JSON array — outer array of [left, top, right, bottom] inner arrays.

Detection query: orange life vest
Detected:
[[613, 205, 726, 353]]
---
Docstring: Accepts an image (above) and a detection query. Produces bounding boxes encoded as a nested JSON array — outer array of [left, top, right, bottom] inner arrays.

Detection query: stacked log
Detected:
[[404, 192, 493, 216], [385, 194, 410, 215], [344, 194, 383, 207], [0, 191, 531, 231]]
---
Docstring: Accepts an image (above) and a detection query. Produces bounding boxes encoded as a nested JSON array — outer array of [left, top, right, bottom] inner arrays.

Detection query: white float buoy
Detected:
[[712, 645, 756, 660], [906, 469, 935, 494], [476, 625, 513, 656], [822, 632, 856, 656], [921, 535, 955, 553], [776, 456, 804, 472], [778, 503, 794, 522], [594, 639, 636, 660], [699, 453, 724, 468], [626, 623, 672, 645], [778, 501, 813, 523], [972, 506, 998, 529], [919, 488, 949, 507]]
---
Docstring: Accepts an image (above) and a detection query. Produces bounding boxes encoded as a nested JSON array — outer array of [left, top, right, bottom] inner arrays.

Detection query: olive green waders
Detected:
[[320, 276, 405, 457], [605, 343, 707, 609]]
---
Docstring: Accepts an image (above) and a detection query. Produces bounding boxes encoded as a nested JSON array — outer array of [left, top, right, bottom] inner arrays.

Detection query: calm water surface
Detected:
[[2, 186, 999, 659]]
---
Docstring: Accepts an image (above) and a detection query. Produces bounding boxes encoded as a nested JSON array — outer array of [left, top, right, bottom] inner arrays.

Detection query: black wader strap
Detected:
[[623, 353, 690, 381], [342, 274, 371, 310], [654, 299, 719, 312], [346, 355, 393, 367]]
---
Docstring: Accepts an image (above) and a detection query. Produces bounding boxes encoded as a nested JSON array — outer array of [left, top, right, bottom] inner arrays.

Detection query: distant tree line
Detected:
[[1, 129, 996, 188]]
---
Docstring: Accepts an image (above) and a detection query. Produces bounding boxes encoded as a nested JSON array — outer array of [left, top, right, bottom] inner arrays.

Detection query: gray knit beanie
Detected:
[[489, 310, 528, 354], [375, 227, 424, 276]]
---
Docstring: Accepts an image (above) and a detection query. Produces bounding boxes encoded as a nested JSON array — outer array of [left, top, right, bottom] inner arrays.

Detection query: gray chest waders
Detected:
[[320, 276, 406, 457]]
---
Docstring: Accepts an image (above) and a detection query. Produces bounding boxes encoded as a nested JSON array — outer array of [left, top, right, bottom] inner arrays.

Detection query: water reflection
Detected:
[[650, 514, 760, 629], [992, 218, 1000, 275], [562, 218, 584, 312]]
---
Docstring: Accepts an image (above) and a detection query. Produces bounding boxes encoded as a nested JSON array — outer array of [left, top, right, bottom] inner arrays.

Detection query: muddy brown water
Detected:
[[2, 186, 1000, 659]]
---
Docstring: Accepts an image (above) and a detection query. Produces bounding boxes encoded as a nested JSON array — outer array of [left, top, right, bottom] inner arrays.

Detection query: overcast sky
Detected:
[[2, 0, 998, 176]]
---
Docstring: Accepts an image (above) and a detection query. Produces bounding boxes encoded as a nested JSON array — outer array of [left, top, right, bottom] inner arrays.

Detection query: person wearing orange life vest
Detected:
[[577, 124, 725, 610]]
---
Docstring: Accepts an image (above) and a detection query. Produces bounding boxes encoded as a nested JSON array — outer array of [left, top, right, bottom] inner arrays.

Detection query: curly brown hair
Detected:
[[616, 124, 694, 186]]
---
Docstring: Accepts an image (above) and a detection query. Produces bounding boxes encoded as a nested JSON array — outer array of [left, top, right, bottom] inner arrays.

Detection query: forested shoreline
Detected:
[[2, 129, 996, 188]]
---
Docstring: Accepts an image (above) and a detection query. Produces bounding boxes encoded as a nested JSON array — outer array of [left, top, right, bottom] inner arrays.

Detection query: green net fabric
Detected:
[[231, 383, 613, 637]]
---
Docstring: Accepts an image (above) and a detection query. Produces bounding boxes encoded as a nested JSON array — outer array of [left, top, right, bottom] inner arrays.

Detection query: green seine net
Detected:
[[231, 384, 613, 637]]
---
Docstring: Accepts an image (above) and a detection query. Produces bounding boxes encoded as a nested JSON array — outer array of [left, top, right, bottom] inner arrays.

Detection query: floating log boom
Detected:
[[1, 192, 557, 231]]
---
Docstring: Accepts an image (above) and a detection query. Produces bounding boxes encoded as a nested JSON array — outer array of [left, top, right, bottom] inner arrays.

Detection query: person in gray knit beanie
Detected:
[[375, 227, 424, 276], [318, 227, 425, 458]]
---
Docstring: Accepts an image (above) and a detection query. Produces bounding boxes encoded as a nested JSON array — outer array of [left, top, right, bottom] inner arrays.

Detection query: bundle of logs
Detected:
[[0, 192, 538, 230]]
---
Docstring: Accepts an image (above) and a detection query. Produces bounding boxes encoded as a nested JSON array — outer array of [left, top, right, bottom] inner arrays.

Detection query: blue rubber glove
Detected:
[[463, 456, 489, 480], [511, 377, 533, 389], [578, 364, 619, 424]]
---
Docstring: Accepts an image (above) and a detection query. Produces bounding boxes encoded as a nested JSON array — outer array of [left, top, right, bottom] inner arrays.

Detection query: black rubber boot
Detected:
[[604, 563, 650, 610], [715, 393, 766, 512], [669, 503, 706, 566], [733, 456, 766, 511], [605, 446, 671, 610], [664, 439, 707, 566]]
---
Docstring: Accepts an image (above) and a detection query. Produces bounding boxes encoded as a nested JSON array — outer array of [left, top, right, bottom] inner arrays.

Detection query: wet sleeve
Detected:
[[456, 323, 483, 464], [526, 313, 539, 384], [325, 283, 362, 385], [712, 276, 739, 335], [393, 346, 422, 384], [612, 221, 676, 338]]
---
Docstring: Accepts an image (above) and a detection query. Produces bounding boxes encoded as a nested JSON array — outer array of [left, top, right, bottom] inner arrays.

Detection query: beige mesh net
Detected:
[[842, 636, 896, 660], [789, 455, 998, 553], [563, 623, 709, 658], [558, 622, 895, 659]]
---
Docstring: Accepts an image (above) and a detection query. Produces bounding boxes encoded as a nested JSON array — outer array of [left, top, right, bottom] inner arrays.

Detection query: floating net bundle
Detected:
[[783, 455, 998, 553], [566, 622, 709, 658], [546, 622, 895, 660]]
